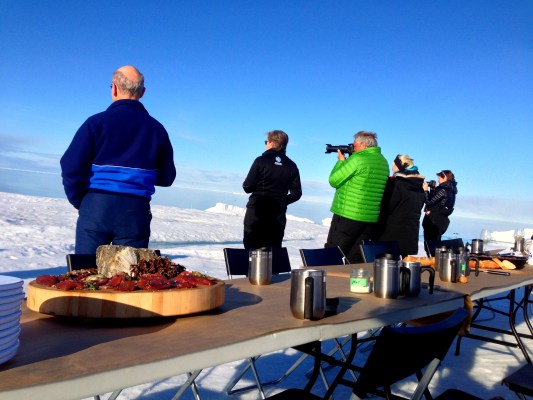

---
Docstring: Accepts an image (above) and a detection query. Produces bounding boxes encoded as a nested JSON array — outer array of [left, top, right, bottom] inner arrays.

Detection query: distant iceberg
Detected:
[[205, 202, 315, 224], [205, 203, 246, 216]]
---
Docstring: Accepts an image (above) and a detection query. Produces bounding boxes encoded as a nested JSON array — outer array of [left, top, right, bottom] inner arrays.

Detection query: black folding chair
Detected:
[[424, 238, 464, 257], [223, 247, 291, 278], [267, 308, 479, 400], [501, 284, 533, 399], [503, 363, 533, 400], [223, 248, 249, 277], [299, 246, 348, 267], [359, 240, 401, 263], [66, 250, 161, 272], [66, 254, 97, 271]]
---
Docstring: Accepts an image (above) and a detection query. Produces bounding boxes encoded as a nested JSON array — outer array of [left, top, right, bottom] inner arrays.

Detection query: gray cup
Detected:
[[290, 269, 326, 320], [514, 238, 525, 253], [439, 250, 458, 282], [249, 248, 272, 285], [471, 239, 484, 254], [401, 261, 435, 296], [373, 256, 407, 299]]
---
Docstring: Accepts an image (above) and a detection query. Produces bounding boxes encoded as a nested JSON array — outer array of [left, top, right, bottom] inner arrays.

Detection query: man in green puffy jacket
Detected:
[[325, 131, 389, 263]]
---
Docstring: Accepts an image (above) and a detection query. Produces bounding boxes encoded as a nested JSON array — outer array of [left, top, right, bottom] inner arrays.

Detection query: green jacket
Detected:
[[329, 146, 389, 222]]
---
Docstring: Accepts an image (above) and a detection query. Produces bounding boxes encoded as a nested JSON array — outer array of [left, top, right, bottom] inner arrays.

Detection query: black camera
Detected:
[[427, 180, 436, 189], [325, 144, 354, 155]]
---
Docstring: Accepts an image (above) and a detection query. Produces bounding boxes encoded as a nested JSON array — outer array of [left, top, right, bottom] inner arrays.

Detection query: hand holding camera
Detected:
[[423, 180, 436, 192]]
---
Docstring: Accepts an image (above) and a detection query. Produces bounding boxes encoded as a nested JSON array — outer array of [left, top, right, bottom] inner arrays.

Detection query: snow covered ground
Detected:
[[1, 192, 532, 399]]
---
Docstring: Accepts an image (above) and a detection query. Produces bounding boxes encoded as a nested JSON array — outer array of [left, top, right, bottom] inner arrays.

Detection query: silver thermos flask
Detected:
[[248, 248, 272, 285]]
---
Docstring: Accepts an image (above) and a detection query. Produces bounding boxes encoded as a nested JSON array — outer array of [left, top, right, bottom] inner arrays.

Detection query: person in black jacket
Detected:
[[422, 169, 458, 245], [373, 155, 426, 257], [243, 130, 302, 249]]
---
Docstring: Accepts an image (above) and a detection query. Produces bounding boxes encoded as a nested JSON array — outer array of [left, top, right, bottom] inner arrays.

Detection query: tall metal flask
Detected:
[[434, 246, 448, 272], [248, 248, 272, 285]]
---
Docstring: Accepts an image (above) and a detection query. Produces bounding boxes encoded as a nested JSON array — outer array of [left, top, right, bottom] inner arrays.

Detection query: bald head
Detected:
[[111, 65, 145, 101]]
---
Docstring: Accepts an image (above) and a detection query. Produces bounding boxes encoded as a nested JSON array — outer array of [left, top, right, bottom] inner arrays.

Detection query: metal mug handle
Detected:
[[421, 266, 435, 294], [450, 260, 458, 282], [469, 256, 480, 277], [399, 266, 411, 296], [304, 276, 314, 320]]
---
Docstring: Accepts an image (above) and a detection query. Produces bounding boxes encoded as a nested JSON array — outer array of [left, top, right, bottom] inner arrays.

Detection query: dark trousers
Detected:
[[243, 201, 286, 249], [75, 191, 152, 254], [325, 214, 374, 263], [422, 215, 441, 243], [422, 213, 450, 243]]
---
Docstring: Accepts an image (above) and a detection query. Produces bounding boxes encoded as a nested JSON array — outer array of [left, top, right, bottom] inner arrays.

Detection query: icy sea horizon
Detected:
[[1, 167, 531, 243]]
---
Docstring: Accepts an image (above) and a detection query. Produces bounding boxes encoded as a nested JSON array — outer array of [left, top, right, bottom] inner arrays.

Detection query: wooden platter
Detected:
[[27, 281, 225, 318]]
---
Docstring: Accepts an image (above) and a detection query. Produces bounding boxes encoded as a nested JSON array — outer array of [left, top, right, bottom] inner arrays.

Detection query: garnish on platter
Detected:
[[35, 257, 218, 292], [28, 246, 225, 318]]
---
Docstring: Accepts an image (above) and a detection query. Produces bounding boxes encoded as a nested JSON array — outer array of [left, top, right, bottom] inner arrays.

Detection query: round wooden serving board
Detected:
[[27, 281, 225, 318]]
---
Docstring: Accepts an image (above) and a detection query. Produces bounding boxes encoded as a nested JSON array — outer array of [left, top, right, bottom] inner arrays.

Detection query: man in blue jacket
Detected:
[[60, 65, 176, 253]]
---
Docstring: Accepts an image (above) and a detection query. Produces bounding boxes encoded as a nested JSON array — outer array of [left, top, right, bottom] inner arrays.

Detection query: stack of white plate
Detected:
[[0, 276, 24, 365]]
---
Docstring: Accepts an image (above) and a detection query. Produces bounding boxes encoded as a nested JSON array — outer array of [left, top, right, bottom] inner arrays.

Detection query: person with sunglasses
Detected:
[[242, 130, 302, 249], [422, 170, 458, 244]]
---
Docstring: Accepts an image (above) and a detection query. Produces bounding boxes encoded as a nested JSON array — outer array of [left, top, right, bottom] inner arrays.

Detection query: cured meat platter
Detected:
[[27, 280, 225, 318], [26, 255, 225, 318]]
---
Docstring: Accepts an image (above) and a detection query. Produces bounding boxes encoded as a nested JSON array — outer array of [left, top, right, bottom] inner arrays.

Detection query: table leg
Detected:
[[457, 288, 533, 357], [524, 285, 533, 336], [322, 333, 359, 399], [171, 370, 202, 400], [510, 286, 532, 364], [302, 341, 324, 392]]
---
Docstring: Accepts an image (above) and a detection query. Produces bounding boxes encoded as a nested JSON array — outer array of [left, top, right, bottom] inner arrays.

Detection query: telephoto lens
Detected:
[[325, 144, 354, 155]]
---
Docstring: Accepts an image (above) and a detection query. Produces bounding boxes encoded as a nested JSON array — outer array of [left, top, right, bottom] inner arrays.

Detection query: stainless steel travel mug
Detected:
[[249, 248, 272, 285], [290, 269, 326, 320]]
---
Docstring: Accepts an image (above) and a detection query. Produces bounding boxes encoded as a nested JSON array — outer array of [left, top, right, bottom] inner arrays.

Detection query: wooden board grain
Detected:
[[27, 281, 225, 318]]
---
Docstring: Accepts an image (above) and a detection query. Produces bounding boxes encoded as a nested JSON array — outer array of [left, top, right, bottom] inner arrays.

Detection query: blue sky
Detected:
[[1, 1, 532, 225]]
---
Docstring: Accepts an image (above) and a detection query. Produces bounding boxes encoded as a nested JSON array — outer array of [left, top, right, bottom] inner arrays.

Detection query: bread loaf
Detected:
[[403, 256, 435, 267], [470, 259, 500, 269], [500, 260, 516, 270]]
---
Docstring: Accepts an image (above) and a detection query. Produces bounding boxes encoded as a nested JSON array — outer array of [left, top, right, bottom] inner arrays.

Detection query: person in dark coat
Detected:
[[422, 169, 458, 246], [242, 130, 302, 249], [374, 155, 426, 257]]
